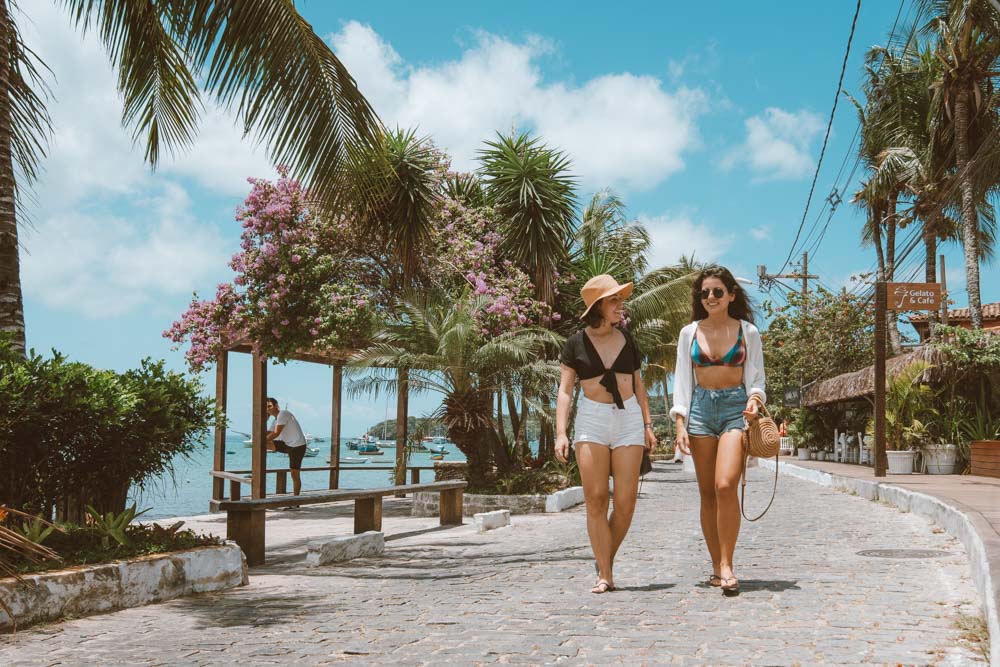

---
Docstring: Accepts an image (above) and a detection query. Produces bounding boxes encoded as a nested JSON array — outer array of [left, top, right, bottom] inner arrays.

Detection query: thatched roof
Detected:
[[802, 346, 944, 407]]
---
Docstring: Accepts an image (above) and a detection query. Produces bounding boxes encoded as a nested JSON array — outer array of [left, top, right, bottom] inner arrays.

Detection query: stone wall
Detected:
[[412, 491, 547, 517], [0, 542, 247, 632], [432, 461, 468, 482]]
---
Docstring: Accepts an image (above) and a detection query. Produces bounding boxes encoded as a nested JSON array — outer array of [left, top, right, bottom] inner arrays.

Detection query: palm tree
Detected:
[[478, 131, 577, 306], [348, 290, 559, 490], [0, 1, 382, 352], [347, 127, 442, 484], [922, 0, 1000, 328]]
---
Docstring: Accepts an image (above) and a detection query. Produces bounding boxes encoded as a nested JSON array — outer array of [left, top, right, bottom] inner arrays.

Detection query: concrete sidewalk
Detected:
[[765, 457, 1000, 666]]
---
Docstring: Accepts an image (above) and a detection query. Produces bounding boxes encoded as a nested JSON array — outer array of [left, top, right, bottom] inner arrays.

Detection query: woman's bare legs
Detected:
[[689, 436, 722, 578], [715, 430, 745, 584], [576, 442, 613, 590], [608, 445, 644, 567]]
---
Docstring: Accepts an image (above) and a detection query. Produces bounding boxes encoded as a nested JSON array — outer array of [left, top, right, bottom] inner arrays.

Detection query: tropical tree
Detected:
[[479, 131, 577, 306], [347, 127, 443, 484], [348, 290, 559, 490], [1, 0, 382, 352], [922, 0, 1000, 328]]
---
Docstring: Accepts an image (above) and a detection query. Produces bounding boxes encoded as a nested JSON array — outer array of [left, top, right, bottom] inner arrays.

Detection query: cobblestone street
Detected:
[[0, 464, 987, 665]]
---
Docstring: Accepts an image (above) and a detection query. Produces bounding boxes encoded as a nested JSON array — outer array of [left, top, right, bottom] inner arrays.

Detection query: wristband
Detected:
[[644, 422, 653, 429]]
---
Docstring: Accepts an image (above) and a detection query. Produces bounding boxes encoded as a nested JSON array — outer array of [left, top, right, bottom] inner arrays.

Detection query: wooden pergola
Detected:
[[210, 335, 412, 504]]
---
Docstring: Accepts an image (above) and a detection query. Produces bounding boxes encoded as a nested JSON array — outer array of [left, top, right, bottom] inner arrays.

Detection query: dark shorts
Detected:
[[273, 440, 306, 469], [688, 385, 747, 438]]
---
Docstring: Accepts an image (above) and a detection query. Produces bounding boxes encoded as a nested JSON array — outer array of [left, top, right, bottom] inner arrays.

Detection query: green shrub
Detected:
[[0, 340, 214, 518]]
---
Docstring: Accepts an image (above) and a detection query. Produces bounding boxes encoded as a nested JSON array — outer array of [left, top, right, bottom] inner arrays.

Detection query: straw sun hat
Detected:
[[580, 274, 633, 319]]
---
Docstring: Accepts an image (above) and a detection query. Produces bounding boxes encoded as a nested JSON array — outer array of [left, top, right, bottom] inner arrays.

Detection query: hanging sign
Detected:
[[886, 282, 941, 311]]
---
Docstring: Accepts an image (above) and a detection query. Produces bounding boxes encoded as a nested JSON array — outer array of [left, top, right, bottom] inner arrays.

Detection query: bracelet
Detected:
[[644, 422, 653, 429]]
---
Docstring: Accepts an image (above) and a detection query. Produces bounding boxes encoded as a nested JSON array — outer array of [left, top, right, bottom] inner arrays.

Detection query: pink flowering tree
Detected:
[[166, 168, 380, 370]]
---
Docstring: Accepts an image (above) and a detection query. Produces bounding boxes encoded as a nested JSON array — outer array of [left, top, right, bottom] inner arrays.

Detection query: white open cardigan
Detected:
[[669, 319, 766, 423]]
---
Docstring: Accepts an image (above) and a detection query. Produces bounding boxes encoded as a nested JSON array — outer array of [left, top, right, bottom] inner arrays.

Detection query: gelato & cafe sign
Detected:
[[886, 282, 941, 310]]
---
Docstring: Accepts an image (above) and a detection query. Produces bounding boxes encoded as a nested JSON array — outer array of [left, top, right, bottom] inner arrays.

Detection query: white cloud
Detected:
[[723, 107, 824, 180], [329, 21, 707, 191], [19, 0, 273, 205], [750, 225, 770, 241], [640, 213, 733, 268], [22, 184, 230, 316]]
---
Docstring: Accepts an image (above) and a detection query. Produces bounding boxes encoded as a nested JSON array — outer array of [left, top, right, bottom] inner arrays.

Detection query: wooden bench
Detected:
[[208, 480, 467, 565], [216, 466, 438, 497]]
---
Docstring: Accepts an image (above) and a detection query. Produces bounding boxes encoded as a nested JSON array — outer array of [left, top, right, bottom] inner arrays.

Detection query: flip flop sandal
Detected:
[[721, 576, 740, 595], [591, 579, 613, 594], [707, 574, 723, 587]]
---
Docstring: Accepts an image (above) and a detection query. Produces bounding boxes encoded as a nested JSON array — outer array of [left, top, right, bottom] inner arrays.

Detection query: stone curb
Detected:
[[0, 542, 247, 632], [760, 458, 1000, 667], [306, 531, 384, 566], [544, 486, 584, 513], [473, 510, 511, 533]]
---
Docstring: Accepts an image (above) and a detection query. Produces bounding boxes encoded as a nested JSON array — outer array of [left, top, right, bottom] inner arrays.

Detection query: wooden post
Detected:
[[330, 365, 343, 490], [395, 368, 409, 489], [230, 480, 241, 502], [939, 255, 948, 328], [410, 468, 420, 485], [251, 348, 268, 499], [354, 496, 383, 533], [276, 471, 287, 495], [228, 510, 265, 566], [439, 488, 463, 525], [874, 280, 887, 477], [212, 352, 229, 502]]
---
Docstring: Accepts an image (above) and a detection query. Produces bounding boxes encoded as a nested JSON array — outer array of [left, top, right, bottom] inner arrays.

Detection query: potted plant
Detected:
[[789, 409, 817, 461], [923, 393, 965, 475], [867, 360, 936, 474], [964, 399, 1000, 479]]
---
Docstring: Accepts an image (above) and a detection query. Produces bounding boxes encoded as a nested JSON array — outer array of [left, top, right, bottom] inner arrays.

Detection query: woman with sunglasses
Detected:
[[555, 274, 657, 594], [671, 265, 765, 595]]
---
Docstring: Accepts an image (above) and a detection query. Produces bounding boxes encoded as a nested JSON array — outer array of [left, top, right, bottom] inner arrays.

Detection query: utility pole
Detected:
[[757, 251, 820, 300]]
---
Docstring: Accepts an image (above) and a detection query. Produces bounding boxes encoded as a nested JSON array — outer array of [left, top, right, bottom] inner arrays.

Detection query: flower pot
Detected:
[[922, 443, 957, 475], [797, 449, 811, 461], [886, 450, 916, 475], [971, 440, 1000, 479], [817, 451, 827, 461]]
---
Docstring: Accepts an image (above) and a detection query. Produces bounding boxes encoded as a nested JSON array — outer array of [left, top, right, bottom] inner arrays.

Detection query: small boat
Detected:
[[303, 447, 320, 458], [427, 444, 449, 454], [358, 444, 383, 455], [375, 439, 396, 448], [341, 457, 369, 464], [430, 453, 445, 461]]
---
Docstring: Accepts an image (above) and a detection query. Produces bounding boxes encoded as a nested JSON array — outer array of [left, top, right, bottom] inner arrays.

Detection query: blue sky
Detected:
[[21, 0, 999, 436]]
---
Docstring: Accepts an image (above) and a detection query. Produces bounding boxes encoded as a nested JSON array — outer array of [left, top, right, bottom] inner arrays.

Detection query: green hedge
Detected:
[[0, 341, 213, 518]]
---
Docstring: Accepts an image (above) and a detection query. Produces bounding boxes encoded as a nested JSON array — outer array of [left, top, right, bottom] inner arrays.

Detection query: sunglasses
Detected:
[[699, 287, 727, 300]]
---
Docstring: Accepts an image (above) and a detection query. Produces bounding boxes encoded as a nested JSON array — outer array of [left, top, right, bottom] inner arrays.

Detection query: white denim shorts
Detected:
[[573, 395, 645, 448]]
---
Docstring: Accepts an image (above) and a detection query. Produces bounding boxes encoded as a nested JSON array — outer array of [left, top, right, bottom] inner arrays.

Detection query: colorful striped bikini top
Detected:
[[692, 325, 746, 367]]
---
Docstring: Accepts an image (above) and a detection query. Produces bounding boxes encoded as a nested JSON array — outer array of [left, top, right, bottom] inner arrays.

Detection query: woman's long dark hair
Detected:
[[691, 265, 755, 323]]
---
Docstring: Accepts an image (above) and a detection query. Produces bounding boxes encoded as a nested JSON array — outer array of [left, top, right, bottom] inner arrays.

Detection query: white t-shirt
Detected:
[[274, 410, 307, 448]]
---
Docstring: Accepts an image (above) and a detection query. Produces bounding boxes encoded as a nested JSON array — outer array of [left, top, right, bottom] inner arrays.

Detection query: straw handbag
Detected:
[[740, 397, 780, 522]]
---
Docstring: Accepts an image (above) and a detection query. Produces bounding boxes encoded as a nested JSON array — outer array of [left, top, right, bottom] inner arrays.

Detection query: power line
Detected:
[[777, 0, 863, 275]]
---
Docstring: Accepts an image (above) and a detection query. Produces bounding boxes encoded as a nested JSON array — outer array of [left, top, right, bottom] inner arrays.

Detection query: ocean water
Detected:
[[132, 434, 467, 520]]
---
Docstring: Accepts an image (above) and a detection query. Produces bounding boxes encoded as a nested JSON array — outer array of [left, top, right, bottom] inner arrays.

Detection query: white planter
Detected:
[[817, 451, 827, 461], [886, 450, 916, 475], [922, 443, 958, 475], [798, 449, 811, 460]]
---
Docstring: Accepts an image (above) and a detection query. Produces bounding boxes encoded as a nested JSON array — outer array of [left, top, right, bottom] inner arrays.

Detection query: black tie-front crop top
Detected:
[[559, 329, 643, 409]]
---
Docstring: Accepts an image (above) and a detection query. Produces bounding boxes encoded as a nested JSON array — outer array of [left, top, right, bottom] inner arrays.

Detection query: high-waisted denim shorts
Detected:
[[688, 385, 747, 438]]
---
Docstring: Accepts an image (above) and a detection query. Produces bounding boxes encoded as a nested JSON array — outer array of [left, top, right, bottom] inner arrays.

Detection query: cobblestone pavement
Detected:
[[0, 464, 988, 666]]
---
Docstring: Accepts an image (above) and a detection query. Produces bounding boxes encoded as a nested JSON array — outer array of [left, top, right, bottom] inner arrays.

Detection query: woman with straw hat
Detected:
[[555, 274, 656, 594]]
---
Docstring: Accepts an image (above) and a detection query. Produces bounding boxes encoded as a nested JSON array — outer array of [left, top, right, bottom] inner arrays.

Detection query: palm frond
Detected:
[[59, 0, 202, 167]]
